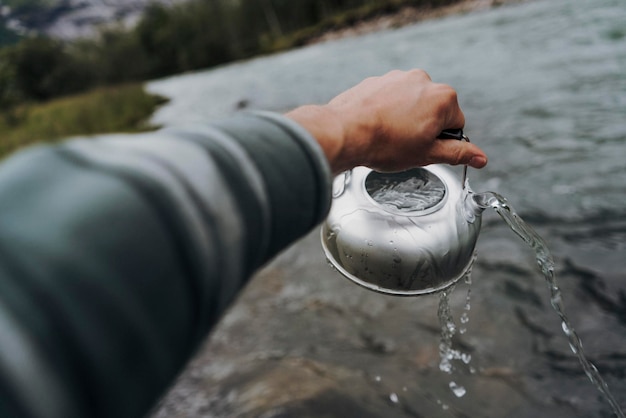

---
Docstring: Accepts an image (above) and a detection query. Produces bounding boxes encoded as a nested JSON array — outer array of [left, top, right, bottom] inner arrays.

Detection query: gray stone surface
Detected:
[[151, 217, 626, 417]]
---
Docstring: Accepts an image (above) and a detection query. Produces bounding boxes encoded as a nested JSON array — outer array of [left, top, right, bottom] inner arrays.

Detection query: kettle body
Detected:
[[321, 165, 484, 296]]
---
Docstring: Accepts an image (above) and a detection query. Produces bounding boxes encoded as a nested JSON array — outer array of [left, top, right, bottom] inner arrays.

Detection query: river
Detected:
[[148, 0, 626, 416]]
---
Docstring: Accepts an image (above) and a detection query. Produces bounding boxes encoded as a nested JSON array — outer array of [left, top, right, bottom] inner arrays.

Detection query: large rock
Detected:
[[150, 221, 625, 417]]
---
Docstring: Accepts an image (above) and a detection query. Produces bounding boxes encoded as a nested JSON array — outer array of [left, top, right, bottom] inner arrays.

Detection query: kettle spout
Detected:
[[471, 191, 505, 210], [462, 190, 489, 223]]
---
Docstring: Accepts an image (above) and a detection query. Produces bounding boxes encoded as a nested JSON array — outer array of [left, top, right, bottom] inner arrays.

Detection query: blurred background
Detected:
[[0, 0, 468, 155], [2, 0, 625, 417]]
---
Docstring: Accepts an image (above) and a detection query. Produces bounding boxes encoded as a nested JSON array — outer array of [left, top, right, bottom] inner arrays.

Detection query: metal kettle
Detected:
[[320, 132, 486, 296]]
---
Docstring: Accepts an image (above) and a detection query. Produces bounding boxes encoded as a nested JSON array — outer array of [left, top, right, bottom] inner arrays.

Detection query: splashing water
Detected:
[[449, 381, 467, 398], [438, 285, 457, 375], [459, 273, 472, 335], [438, 268, 474, 398], [473, 191, 625, 418]]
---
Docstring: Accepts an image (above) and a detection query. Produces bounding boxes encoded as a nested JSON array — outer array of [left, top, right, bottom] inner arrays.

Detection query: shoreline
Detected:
[[305, 0, 530, 45]]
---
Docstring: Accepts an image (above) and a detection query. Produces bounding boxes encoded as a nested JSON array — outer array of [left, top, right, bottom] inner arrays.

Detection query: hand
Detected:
[[286, 69, 488, 174]]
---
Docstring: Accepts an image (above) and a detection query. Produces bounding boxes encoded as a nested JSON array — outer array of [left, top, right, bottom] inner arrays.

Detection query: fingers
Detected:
[[430, 83, 465, 134], [404, 68, 432, 82], [430, 139, 488, 168], [443, 93, 465, 133]]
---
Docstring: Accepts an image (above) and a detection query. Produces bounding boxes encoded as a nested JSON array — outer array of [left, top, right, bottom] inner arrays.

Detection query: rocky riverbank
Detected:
[[307, 0, 530, 44], [152, 224, 618, 418]]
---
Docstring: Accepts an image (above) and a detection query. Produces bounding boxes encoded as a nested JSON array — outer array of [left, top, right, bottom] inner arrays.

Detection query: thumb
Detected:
[[431, 140, 488, 168]]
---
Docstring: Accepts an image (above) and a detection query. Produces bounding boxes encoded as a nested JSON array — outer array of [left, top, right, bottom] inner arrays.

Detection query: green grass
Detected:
[[0, 83, 167, 158]]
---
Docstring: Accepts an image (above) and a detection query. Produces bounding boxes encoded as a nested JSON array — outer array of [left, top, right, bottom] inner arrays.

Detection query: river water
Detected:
[[148, 0, 626, 416]]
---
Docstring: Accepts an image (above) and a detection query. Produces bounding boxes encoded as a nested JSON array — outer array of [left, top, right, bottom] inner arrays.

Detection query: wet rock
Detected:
[[360, 330, 397, 355], [502, 280, 544, 307], [151, 225, 626, 417], [200, 358, 390, 418]]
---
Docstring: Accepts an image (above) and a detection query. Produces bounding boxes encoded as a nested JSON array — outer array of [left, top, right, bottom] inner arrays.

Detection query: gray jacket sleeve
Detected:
[[0, 112, 332, 418]]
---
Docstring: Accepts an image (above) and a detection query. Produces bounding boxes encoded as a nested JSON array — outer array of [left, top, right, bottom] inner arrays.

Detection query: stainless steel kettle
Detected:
[[321, 133, 486, 296]]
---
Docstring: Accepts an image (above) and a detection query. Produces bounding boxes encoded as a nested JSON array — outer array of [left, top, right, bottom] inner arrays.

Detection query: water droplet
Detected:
[[375, 375, 381, 382], [561, 321, 571, 335], [449, 381, 467, 398], [389, 393, 399, 404]]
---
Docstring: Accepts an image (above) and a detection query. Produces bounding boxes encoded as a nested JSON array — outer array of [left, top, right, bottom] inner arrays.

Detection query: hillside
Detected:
[[1, 0, 187, 40]]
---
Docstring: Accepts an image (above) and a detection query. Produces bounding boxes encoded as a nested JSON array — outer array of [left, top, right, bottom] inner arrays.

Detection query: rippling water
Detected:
[[148, 0, 626, 416], [148, 0, 625, 221]]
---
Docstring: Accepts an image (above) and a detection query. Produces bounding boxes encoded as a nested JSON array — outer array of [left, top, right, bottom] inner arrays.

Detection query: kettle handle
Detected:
[[437, 128, 466, 141], [437, 129, 470, 189]]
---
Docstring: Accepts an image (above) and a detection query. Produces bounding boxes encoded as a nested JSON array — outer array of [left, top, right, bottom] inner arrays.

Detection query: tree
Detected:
[[0, 23, 21, 47], [9, 37, 95, 100], [0, 48, 22, 124]]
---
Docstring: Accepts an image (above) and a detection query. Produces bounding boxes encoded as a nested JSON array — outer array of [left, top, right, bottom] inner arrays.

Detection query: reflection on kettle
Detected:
[[321, 165, 486, 296]]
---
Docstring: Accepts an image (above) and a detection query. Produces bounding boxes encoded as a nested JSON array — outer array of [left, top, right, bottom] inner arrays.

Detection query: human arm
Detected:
[[0, 70, 486, 418], [0, 113, 331, 418]]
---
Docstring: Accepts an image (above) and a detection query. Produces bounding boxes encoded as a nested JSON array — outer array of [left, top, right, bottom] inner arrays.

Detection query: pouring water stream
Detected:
[[323, 161, 624, 415], [469, 189, 625, 417]]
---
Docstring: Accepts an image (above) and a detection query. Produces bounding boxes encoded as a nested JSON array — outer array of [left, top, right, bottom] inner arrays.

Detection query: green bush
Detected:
[[0, 23, 21, 47], [4, 36, 95, 101], [0, 84, 167, 158]]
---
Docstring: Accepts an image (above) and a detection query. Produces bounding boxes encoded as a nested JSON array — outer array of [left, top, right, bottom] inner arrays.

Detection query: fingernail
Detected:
[[469, 156, 487, 168]]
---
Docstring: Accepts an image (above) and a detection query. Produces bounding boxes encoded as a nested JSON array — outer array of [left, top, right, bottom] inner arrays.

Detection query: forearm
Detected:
[[0, 68, 488, 418], [284, 105, 350, 174]]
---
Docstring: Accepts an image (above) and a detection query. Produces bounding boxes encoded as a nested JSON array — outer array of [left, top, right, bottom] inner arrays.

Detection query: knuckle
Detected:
[[424, 118, 442, 137], [440, 151, 463, 167], [434, 83, 458, 101], [363, 75, 379, 84], [383, 69, 404, 79], [408, 68, 431, 80], [453, 148, 465, 165], [445, 88, 459, 105]]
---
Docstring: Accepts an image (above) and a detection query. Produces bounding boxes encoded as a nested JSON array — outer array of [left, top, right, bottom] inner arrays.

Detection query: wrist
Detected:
[[285, 105, 347, 174]]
